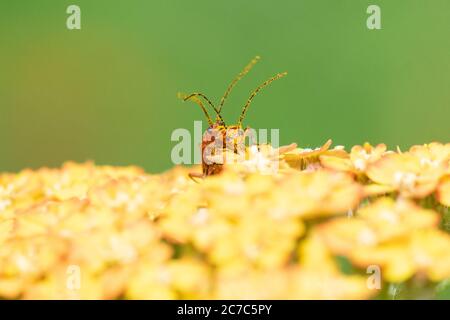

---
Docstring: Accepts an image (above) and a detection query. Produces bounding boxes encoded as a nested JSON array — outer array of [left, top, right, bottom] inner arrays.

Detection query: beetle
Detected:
[[179, 56, 296, 180]]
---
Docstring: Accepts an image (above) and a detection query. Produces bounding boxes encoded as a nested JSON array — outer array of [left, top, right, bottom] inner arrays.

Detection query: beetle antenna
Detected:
[[238, 72, 287, 126], [218, 56, 260, 114], [178, 92, 213, 126], [183, 92, 225, 125]]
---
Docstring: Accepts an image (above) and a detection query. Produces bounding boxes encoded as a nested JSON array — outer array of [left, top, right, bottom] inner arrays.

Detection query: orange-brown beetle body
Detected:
[[179, 56, 287, 179]]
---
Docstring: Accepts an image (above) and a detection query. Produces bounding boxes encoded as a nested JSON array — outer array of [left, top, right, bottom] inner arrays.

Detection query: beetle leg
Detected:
[[188, 172, 204, 183]]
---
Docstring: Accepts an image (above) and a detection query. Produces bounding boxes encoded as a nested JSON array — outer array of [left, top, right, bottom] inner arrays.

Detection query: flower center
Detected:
[[393, 171, 417, 191]]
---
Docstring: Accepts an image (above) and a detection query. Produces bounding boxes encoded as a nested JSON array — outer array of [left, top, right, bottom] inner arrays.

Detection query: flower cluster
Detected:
[[0, 141, 449, 299]]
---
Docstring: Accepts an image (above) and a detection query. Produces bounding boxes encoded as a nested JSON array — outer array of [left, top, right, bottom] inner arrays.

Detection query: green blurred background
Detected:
[[0, 0, 449, 173]]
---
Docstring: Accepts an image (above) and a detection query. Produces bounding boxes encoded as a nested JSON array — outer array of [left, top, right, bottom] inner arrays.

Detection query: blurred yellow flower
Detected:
[[214, 236, 374, 299], [351, 230, 450, 282], [409, 142, 450, 167], [126, 258, 211, 299], [316, 197, 449, 282], [159, 170, 305, 270], [276, 169, 363, 218], [0, 140, 448, 300], [366, 150, 448, 198], [437, 175, 450, 207], [317, 198, 440, 252]]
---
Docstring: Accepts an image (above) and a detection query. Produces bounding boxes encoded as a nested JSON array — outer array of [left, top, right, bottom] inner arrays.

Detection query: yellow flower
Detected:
[[88, 176, 162, 221], [409, 229, 450, 281], [320, 143, 387, 175], [351, 230, 450, 282], [288, 268, 373, 300], [158, 186, 212, 244], [315, 198, 449, 282], [0, 169, 43, 212], [165, 259, 211, 299], [23, 265, 105, 300], [437, 175, 450, 207], [208, 211, 303, 269], [0, 277, 27, 299], [160, 169, 306, 269], [214, 236, 374, 299], [66, 219, 162, 274], [222, 144, 297, 175], [1, 148, 449, 299], [126, 263, 176, 299], [161, 178, 304, 269], [284, 139, 335, 170], [0, 219, 14, 246], [276, 170, 363, 218], [356, 198, 440, 241], [13, 198, 94, 238], [214, 267, 290, 299], [409, 142, 450, 166], [126, 258, 210, 299], [317, 198, 440, 253], [366, 151, 448, 198], [0, 235, 69, 282]]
